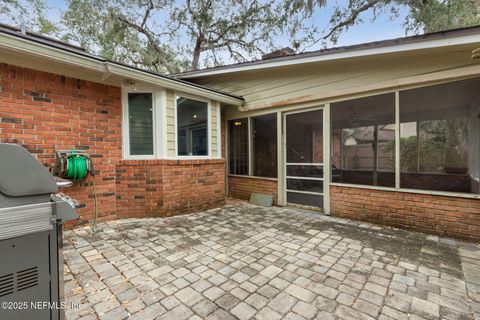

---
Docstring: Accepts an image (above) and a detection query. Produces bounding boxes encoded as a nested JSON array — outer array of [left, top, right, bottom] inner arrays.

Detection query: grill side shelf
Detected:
[[0, 203, 53, 240]]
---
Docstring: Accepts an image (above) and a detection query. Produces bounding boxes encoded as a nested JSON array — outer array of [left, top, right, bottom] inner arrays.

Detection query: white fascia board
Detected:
[[0, 32, 243, 106], [0, 32, 104, 73], [106, 64, 243, 106], [178, 33, 480, 79]]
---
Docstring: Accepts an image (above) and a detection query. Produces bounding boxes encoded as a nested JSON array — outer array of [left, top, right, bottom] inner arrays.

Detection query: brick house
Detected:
[[0, 23, 479, 241]]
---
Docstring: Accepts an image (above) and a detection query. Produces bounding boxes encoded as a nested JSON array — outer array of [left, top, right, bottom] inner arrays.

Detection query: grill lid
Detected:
[[0, 144, 57, 197]]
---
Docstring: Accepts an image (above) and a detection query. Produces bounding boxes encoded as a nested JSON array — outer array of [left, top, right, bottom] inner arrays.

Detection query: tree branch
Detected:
[[115, 14, 174, 73]]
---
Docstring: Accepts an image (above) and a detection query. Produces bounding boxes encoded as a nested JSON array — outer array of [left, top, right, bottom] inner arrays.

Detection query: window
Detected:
[[229, 118, 249, 175], [252, 114, 277, 178], [331, 93, 396, 187], [400, 78, 480, 194], [177, 97, 208, 156], [127, 92, 154, 156]]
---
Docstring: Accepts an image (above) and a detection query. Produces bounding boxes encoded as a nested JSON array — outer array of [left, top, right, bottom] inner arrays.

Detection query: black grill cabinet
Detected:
[[0, 143, 79, 320]]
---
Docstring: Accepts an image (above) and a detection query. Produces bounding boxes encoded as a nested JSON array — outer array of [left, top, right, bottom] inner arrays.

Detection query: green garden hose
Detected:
[[53, 149, 100, 233], [65, 151, 88, 181]]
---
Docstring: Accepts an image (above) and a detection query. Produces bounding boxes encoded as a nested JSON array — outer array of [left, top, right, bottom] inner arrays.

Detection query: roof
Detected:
[[176, 25, 480, 79], [0, 23, 244, 105]]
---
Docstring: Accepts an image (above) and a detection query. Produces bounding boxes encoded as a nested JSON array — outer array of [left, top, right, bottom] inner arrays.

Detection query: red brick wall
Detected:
[[116, 159, 225, 218], [0, 63, 226, 226], [331, 185, 480, 242], [162, 159, 226, 214], [115, 161, 164, 218], [228, 175, 278, 204], [0, 63, 121, 225]]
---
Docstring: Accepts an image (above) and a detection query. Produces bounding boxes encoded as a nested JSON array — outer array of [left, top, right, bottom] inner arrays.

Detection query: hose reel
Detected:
[[53, 150, 95, 180], [52, 149, 100, 233]]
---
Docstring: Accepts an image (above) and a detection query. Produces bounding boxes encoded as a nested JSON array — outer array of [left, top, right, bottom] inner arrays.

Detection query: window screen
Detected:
[[229, 118, 249, 175], [177, 97, 208, 156], [331, 93, 396, 187], [128, 93, 153, 155], [252, 114, 277, 178], [400, 78, 480, 194]]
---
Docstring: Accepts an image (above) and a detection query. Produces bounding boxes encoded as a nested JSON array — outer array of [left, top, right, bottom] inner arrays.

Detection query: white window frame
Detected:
[[122, 86, 165, 160], [174, 92, 211, 159]]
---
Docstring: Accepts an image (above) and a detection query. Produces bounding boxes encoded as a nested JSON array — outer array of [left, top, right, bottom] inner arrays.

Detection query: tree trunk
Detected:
[[191, 38, 202, 70]]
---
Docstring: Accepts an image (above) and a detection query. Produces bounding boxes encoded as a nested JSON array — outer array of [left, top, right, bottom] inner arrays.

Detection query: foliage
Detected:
[[60, 0, 317, 73], [383, 119, 469, 173], [0, 0, 47, 31], [406, 0, 480, 33], [299, 0, 480, 47], [1, 0, 479, 72]]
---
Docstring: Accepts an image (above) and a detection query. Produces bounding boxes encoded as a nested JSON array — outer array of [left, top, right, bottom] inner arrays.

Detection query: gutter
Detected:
[[0, 30, 244, 106]]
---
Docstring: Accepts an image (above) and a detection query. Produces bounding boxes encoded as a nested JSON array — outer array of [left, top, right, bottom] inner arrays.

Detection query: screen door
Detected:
[[285, 108, 324, 208]]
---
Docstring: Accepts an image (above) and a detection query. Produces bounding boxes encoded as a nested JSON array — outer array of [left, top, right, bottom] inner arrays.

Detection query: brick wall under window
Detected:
[[115, 159, 225, 218], [331, 185, 480, 242], [228, 175, 278, 205]]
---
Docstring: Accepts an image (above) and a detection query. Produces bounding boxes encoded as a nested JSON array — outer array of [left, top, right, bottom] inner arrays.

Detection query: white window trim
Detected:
[[216, 101, 222, 159], [174, 92, 212, 159], [122, 86, 162, 160]]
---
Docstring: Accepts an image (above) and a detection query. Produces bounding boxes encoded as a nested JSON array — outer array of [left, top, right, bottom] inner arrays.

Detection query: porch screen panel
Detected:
[[331, 93, 396, 187], [399, 78, 480, 194], [252, 114, 277, 178], [285, 109, 324, 207], [229, 118, 249, 175], [128, 93, 154, 155]]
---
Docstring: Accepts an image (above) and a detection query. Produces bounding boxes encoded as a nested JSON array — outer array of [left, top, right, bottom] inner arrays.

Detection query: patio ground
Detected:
[[64, 202, 480, 320]]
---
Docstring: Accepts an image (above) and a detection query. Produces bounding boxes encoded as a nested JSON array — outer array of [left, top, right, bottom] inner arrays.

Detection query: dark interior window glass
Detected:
[[400, 78, 480, 194], [252, 114, 277, 178], [331, 93, 396, 187], [177, 97, 208, 156], [229, 118, 249, 175], [128, 93, 153, 155]]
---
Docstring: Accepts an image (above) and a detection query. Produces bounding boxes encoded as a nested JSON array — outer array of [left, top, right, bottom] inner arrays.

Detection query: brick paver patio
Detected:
[[63, 203, 480, 320]]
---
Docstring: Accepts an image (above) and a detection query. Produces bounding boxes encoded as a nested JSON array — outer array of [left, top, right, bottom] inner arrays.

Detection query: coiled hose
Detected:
[[65, 152, 88, 181]]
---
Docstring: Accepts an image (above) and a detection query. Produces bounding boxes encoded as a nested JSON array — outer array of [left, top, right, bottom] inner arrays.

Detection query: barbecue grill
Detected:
[[0, 143, 79, 320]]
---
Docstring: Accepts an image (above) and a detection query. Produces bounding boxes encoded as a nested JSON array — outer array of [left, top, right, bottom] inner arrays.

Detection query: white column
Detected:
[[323, 104, 331, 215], [395, 91, 401, 189], [277, 111, 284, 206]]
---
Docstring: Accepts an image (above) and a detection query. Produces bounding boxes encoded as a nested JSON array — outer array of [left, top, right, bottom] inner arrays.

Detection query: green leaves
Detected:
[[2, 0, 478, 73]]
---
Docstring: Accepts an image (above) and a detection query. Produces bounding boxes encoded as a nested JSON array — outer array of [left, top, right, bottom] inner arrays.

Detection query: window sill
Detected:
[[330, 182, 480, 200], [175, 156, 212, 160], [123, 155, 156, 160], [118, 158, 225, 166], [227, 174, 278, 181]]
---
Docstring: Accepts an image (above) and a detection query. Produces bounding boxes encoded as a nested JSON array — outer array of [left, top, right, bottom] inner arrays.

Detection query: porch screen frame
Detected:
[[329, 78, 480, 199], [282, 105, 330, 212]]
